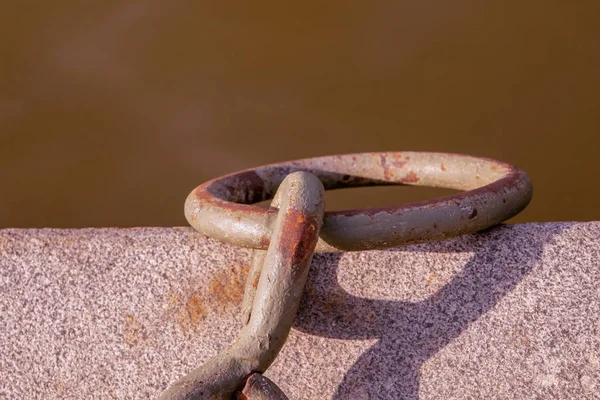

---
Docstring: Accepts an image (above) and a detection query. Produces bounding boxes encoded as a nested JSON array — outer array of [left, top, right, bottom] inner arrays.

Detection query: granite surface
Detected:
[[1, 223, 599, 399]]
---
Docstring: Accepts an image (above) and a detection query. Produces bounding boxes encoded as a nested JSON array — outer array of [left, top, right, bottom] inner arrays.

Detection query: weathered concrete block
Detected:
[[1, 223, 599, 399]]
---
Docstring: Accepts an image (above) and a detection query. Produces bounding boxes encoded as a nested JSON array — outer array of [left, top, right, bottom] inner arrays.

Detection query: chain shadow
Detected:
[[293, 224, 563, 399]]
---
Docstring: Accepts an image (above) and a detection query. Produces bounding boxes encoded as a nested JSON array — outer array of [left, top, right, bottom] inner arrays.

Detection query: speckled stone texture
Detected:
[[1, 223, 599, 400]]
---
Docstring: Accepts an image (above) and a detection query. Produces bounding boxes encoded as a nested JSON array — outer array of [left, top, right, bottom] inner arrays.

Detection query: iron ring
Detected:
[[184, 152, 532, 251]]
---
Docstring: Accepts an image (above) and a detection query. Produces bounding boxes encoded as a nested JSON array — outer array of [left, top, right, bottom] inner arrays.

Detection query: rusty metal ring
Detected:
[[185, 152, 532, 252]]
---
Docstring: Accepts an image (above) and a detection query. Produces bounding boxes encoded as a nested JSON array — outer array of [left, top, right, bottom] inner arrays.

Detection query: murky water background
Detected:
[[1, 2, 598, 227]]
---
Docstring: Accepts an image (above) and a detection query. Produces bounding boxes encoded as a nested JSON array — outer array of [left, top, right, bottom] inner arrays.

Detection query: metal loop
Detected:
[[185, 152, 532, 252], [160, 172, 324, 400]]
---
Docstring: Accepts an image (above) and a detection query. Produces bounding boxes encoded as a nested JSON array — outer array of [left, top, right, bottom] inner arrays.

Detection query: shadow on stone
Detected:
[[294, 224, 565, 399]]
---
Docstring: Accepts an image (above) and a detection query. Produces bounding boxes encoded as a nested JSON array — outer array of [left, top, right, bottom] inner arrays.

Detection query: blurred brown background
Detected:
[[0, 1, 598, 228]]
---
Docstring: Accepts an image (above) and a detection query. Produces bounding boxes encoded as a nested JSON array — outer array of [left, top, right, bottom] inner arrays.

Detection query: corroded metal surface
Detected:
[[160, 172, 324, 399], [185, 152, 533, 251], [237, 374, 289, 400]]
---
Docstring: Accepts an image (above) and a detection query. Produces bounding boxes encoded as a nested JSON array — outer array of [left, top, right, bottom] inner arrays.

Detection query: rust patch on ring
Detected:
[[380, 153, 409, 181], [222, 171, 268, 203], [402, 170, 421, 183], [278, 209, 319, 265], [259, 235, 270, 248], [468, 208, 478, 219], [193, 169, 271, 216], [251, 270, 260, 289]]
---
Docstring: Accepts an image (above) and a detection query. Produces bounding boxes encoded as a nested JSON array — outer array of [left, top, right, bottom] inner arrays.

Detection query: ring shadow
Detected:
[[293, 224, 564, 399]]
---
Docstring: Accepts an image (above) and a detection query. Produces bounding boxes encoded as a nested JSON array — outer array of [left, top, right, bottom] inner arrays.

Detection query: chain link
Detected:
[[160, 172, 324, 399]]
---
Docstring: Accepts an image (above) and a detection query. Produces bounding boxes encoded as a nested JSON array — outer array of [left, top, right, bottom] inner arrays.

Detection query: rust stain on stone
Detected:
[[509, 329, 534, 346], [173, 293, 208, 335], [425, 272, 440, 287], [186, 294, 207, 325], [165, 290, 205, 336], [165, 263, 250, 336], [208, 263, 249, 310], [123, 314, 148, 346], [166, 290, 180, 309]]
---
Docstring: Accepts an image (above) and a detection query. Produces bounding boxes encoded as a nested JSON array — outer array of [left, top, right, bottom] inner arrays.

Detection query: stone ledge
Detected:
[[1, 223, 599, 399]]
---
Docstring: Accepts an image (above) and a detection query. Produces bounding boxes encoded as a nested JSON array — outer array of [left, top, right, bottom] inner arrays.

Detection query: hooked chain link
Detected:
[[159, 171, 325, 399]]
